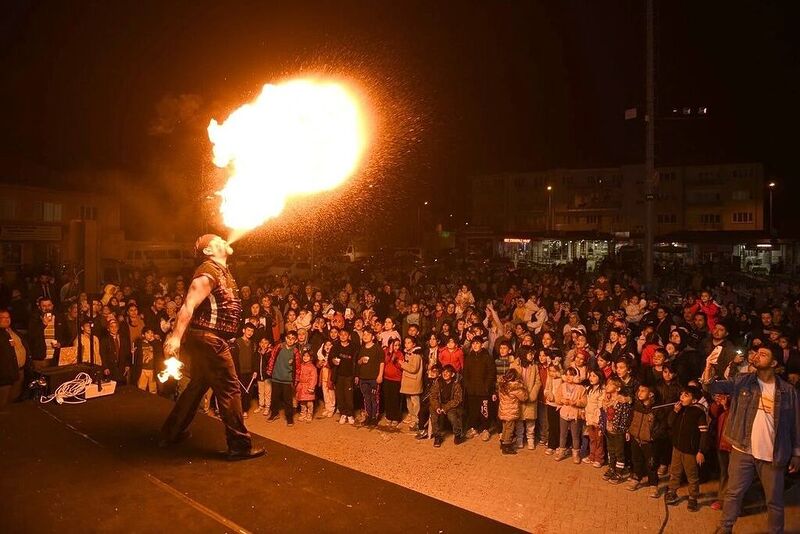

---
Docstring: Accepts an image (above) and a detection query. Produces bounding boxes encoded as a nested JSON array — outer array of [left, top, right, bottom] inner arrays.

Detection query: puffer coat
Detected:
[[497, 375, 528, 421], [512, 361, 541, 420]]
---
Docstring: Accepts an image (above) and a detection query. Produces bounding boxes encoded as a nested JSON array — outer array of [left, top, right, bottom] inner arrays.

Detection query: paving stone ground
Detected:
[[242, 410, 799, 534]]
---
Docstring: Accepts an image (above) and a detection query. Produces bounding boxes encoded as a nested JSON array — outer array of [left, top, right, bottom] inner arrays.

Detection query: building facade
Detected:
[[472, 162, 764, 235], [471, 163, 771, 270], [0, 183, 125, 280]]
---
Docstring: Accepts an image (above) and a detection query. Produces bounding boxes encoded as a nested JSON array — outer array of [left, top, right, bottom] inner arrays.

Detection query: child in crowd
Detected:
[[383, 338, 405, 427], [317, 340, 336, 418], [602, 376, 632, 483], [655, 363, 681, 474], [254, 337, 272, 415], [134, 327, 160, 394], [497, 368, 528, 455], [513, 348, 541, 449], [543, 363, 563, 455], [296, 350, 318, 422], [429, 364, 465, 447], [642, 348, 667, 387], [665, 385, 709, 512], [584, 369, 606, 467], [536, 350, 550, 446], [399, 336, 424, 431], [555, 366, 587, 463], [596, 352, 613, 380], [708, 392, 732, 511], [628, 384, 663, 497], [625, 294, 647, 325], [416, 364, 441, 439]]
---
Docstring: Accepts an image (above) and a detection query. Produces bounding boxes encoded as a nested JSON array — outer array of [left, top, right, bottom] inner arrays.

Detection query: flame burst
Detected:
[[208, 79, 368, 236], [158, 357, 184, 383]]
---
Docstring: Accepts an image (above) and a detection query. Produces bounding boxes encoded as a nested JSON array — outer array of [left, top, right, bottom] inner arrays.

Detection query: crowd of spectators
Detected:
[[1, 255, 798, 533]]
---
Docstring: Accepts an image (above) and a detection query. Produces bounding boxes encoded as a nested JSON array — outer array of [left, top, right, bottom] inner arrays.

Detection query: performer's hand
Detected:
[[252, 372, 257, 379], [164, 335, 181, 357], [696, 452, 705, 466], [354, 377, 360, 385]]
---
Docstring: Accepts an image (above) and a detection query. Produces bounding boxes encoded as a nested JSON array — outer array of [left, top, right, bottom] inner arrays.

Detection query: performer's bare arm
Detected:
[[164, 276, 212, 356]]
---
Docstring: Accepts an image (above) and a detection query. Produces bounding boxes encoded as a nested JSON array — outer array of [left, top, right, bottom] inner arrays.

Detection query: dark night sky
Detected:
[[1, 1, 798, 236]]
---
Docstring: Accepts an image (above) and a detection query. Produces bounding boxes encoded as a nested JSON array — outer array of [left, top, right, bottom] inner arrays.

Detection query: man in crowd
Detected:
[[703, 323, 737, 379], [144, 296, 167, 334], [28, 297, 68, 371], [0, 309, 27, 408], [710, 346, 800, 534], [100, 319, 131, 384]]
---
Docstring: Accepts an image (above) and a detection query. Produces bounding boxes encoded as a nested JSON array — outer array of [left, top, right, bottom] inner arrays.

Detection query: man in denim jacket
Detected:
[[708, 347, 800, 534]]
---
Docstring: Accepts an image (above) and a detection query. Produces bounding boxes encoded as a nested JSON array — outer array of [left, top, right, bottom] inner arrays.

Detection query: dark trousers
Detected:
[[335, 375, 354, 416], [270, 381, 294, 423], [359, 379, 380, 420], [0, 369, 24, 409], [720, 449, 785, 534], [546, 405, 560, 450], [161, 330, 252, 453], [466, 394, 490, 432], [631, 439, 658, 485], [432, 408, 463, 438], [654, 436, 672, 467], [607, 431, 626, 471], [418, 398, 430, 430], [382, 380, 402, 421]]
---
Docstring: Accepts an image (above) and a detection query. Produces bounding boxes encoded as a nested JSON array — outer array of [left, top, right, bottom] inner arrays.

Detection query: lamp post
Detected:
[[546, 185, 553, 232], [417, 201, 428, 244], [768, 182, 776, 236]]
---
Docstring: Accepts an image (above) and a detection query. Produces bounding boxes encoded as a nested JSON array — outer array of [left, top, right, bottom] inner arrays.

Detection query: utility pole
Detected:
[[644, 0, 656, 285]]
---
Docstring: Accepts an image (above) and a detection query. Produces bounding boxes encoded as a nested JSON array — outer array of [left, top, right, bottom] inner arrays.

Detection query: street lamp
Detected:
[[768, 182, 776, 236], [546, 186, 553, 232], [417, 201, 429, 243]]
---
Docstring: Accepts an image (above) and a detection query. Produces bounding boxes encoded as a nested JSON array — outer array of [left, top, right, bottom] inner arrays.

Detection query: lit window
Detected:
[[43, 202, 62, 222]]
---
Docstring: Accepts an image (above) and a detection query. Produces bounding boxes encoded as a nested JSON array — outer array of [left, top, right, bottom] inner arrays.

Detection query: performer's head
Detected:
[[195, 234, 233, 262]]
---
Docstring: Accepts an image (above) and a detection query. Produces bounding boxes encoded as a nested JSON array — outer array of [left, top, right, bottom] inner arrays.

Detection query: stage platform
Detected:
[[0, 388, 521, 533]]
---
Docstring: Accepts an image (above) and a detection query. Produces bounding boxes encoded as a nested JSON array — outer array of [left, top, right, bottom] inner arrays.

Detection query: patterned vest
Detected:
[[190, 260, 242, 337]]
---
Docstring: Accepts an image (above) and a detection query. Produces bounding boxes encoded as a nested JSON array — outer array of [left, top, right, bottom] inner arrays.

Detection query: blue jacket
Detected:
[[710, 373, 800, 466]]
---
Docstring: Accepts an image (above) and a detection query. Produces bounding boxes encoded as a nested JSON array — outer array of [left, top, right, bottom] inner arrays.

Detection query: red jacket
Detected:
[[640, 343, 660, 367], [295, 361, 318, 401], [689, 299, 721, 330], [438, 347, 464, 373], [383, 347, 404, 382], [709, 401, 732, 452]]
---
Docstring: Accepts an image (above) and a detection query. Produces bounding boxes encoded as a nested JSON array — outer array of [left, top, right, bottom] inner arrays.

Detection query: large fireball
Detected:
[[208, 79, 367, 234]]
